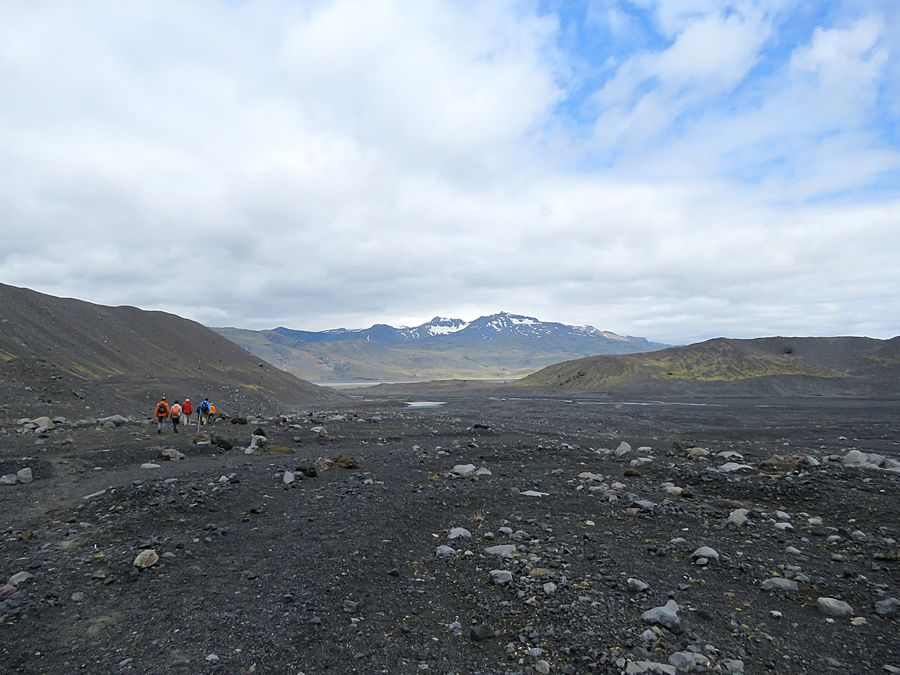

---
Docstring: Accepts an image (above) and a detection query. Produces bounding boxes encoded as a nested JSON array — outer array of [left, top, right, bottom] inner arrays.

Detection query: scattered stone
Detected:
[[691, 546, 719, 563], [334, 455, 359, 469], [627, 578, 649, 592], [717, 462, 753, 473], [686, 447, 710, 461], [160, 448, 185, 461], [727, 508, 750, 527], [133, 549, 159, 569], [140, 463, 160, 469], [626, 660, 676, 674], [874, 597, 899, 617], [761, 577, 799, 592], [817, 597, 853, 617], [485, 544, 517, 558], [9, 571, 33, 586], [520, 490, 548, 497], [310, 425, 328, 437], [489, 570, 513, 585], [283, 471, 296, 485], [615, 442, 632, 456], [448, 527, 471, 540], [16, 467, 34, 483], [641, 600, 681, 631], [435, 545, 457, 558], [206, 654, 220, 664], [469, 624, 495, 641], [0, 474, 18, 486], [450, 464, 476, 478], [542, 582, 557, 595]]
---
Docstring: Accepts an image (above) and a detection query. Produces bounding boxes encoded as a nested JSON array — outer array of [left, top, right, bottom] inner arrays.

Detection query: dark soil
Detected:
[[1, 394, 898, 674]]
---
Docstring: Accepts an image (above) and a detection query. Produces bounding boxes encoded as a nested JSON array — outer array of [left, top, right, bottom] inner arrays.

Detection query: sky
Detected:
[[1, 0, 898, 344]]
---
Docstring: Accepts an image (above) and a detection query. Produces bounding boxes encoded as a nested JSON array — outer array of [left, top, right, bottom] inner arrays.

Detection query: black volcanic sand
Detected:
[[1, 395, 898, 674]]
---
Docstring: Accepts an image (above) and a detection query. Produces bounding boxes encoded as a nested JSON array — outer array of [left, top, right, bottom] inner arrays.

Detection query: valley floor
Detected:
[[1, 395, 898, 674]]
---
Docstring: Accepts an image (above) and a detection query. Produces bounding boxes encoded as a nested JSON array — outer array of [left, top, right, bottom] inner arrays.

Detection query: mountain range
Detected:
[[214, 312, 669, 383]]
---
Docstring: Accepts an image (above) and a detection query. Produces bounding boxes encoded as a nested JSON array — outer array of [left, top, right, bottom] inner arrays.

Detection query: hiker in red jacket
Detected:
[[155, 397, 170, 434], [182, 398, 193, 425]]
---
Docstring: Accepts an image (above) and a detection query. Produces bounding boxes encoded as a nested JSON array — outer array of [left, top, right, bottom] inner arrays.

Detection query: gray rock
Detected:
[[727, 508, 749, 527], [691, 546, 719, 562], [140, 463, 161, 469], [627, 578, 650, 592], [534, 660, 551, 675], [668, 651, 700, 672], [205, 654, 220, 664], [718, 462, 754, 473], [0, 474, 17, 485], [626, 661, 676, 674], [448, 527, 471, 540], [723, 660, 745, 674], [309, 426, 327, 437], [30, 416, 53, 429], [450, 464, 476, 477], [615, 441, 632, 456], [160, 448, 185, 461], [686, 447, 710, 460], [16, 468, 33, 483], [761, 577, 799, 592], [520, 490, 548, 497], [485, 544, 517, 558], [817, 597, 853, 617], [474, 467, 492, 477], [97, 415, 129, 427], [874, 597, 899, 617], [489, 569, 513, 585], [9, 571, 33, 586], [283, 471, 296, 485], [641, 600, 681, 630], [435, 545, 457, 558]]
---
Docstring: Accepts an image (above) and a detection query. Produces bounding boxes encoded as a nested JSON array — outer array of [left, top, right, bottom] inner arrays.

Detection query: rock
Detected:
[[97, 415, 129, 427], [717, 450, 744, 460], [691, 546, 719, 563], [627, 578, 649, 592], [542, 581, 557, 595], [774, 522, 794, 531], [448, 527, 471, 540], [759, 453, 805, 472], [761, 577, 799, 592], [717, 462, 753, 473], [70, 591, 85, 602], [283, 471, 296, 485], [334, 455, 359, 469], [534, 660, 551, 675], [624, 468, 641, 477], [727, 508, 749, 527], [520, 490, 548, 497], [641, 600, 681, 631], [817, 597, 853, 617], [160, 448, 185, 461], [722, 660, 744, 674], [309, 425, 328, 437], [626, 660, 676, 674], [230, 416, 248, 425], [687, 447, 710, 461], [206, 654, 220, 664], [469, 624, 495, 641], [133, 549, 159, 569], [451, 464, 476, 477], [210, 434, 234, 451], [249, 434, 267, 449], [578, 472, 604, 482], [30, 416, 53, 429], [669, 651, 709, 672], [140, 463, 160, 469], [874, 597, 899, 617], [785, 546, 802, 555], [485, 544, 517, 558], [9, 571, 33, 586], [489, 570, 513, 585], [0, 474, 18, 485], [435, 545, 457, 558], [843, 449, 887, 470], [16, 468, 33, 483], [775, 510, 791, 521], [474, 467, 492, 477], [615, 441, 632, 456]]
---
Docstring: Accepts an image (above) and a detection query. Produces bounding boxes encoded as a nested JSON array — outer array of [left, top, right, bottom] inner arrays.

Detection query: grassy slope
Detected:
[[515, 336, 900, 394]]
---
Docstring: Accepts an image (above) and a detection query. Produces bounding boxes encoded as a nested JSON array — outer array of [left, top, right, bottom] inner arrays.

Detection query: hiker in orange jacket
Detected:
[[155, 397, 170, 434], [170, 400, 182, 433], [209, 403, 217, 424]]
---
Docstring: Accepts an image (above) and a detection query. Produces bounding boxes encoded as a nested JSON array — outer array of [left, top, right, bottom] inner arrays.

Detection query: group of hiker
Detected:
[[154, 396, 216, 433]]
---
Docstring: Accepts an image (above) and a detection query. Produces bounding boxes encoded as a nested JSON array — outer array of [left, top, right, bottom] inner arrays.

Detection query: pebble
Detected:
[[133, 549, 159, 569], [140, 463, 161, 469], [534, 659, 551, 674], [435, 545, 457, 558], [283, 471, 296, 485], [485, 544, 517, 558], [16, 468, 33, 483], [874, 597, 899, 617], [469, 624, 495, 641], [206, 654, 220, 664], [542, 581, 557, 595], [450, 464, 476, 477]]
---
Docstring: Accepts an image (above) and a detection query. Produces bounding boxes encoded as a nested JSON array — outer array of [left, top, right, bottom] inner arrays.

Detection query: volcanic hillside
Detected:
[[0, 283, 339, 419], [516, 336, 900, 396]]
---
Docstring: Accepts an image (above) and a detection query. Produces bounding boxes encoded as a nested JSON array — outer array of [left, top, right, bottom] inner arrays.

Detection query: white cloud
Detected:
[[0, 0, 897, 345]]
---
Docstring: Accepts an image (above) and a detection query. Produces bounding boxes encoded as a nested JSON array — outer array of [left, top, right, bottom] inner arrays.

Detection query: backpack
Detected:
[[171, 404, 181, 418], [200, 400, 210, 414], [156, 402, 168, 416]]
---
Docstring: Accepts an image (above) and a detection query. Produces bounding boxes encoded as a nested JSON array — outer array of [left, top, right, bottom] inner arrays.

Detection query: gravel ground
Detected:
[[1, 394, 898, 674]]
